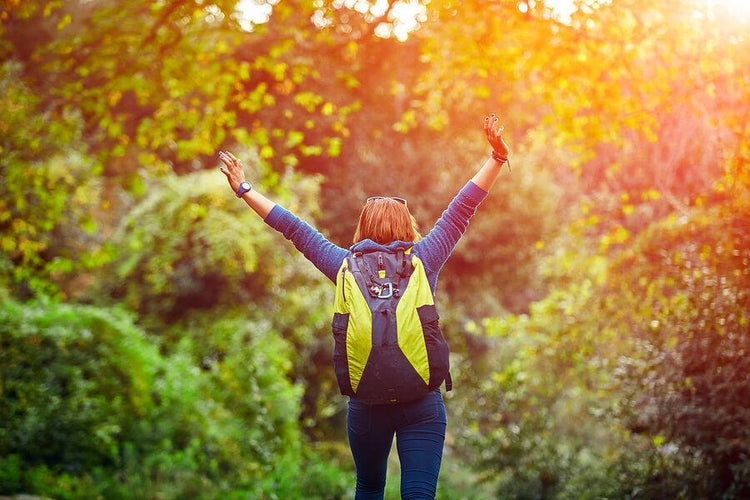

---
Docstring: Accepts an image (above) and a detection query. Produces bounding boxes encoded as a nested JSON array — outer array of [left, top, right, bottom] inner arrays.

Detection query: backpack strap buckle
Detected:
[[371, 282, 393, 299]]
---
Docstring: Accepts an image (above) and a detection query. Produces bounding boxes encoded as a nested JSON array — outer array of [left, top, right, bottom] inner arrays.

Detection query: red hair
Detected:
[[353, 198, 421, 244]]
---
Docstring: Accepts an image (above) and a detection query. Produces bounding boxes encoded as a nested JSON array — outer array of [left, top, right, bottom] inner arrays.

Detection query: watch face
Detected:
[[237, 182, 251, 197]]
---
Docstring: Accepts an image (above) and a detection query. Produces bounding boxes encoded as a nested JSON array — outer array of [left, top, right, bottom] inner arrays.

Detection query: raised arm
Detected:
[[218, 151, 347, 283], [413, 113, 511, 273]]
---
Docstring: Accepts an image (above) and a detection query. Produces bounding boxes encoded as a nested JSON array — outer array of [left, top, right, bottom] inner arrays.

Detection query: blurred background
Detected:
[[1, 0, 749, 498]]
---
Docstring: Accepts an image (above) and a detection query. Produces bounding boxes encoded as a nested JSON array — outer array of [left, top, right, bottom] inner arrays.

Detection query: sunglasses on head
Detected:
[[367, 196, 408, 206]]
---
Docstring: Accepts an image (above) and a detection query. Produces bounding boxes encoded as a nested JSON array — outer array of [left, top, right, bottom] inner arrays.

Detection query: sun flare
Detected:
[[704, 0, 750, 25]]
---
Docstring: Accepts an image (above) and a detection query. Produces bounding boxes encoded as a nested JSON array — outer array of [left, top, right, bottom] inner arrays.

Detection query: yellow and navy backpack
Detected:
[[332, 247, 452, 404]]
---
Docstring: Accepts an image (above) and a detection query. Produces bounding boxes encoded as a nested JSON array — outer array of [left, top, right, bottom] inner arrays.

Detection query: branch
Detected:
[[140, 0, 189, 49]]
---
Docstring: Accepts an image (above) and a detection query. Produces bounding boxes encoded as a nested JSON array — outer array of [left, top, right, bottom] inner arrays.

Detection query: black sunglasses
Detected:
[[367, 196, 408, 206]]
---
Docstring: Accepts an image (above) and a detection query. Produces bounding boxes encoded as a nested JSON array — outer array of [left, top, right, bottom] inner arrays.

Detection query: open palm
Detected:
[[484, 114, 509, 158]]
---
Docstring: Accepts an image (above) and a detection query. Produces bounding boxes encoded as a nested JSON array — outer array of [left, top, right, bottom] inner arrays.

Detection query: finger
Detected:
[[486, 115, 496, 136], [484, 116, 490, 134], [219, 166, 230, 177], [219, 151, 233, 165], [218, 152, 233, 167], [226, 151, 241, 165], [490, 113, 501, 134]]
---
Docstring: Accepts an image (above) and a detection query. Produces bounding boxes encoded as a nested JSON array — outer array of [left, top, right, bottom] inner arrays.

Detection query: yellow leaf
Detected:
[[260, 145, 274, 159], [613, 226, 630, 243], [1, 236, 16, 252], [57, 14, 71, 30]]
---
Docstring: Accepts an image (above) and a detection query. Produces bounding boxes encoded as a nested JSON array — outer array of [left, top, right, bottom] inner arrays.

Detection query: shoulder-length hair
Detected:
[[352, 198, 421, 245]]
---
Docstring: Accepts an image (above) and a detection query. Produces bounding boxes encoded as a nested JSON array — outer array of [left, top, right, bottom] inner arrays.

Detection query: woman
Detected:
[[218, 113, 510, 499]]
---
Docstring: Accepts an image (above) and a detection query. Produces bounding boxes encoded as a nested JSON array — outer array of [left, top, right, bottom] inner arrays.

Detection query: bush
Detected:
[[0, 299, 335, 499], [452, 195, 750, 498], [99, 168, 328, 329], [0, 299, 160, 476], [611, 200, 750, 498]]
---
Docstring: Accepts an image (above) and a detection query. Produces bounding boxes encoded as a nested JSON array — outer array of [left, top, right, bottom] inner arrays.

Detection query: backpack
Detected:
[[331, 246, 452, 404]]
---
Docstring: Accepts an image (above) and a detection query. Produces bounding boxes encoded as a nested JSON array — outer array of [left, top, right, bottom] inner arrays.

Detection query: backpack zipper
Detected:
[[340, 267, 347, 303]]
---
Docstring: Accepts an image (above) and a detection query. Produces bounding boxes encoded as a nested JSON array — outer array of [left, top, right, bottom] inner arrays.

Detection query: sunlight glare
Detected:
[[543, 0, 578, 23], [237, 0, 425, 39], [542, 0, 749, 25], [706, 0, 750, 23], [235, 0, 277, 31]]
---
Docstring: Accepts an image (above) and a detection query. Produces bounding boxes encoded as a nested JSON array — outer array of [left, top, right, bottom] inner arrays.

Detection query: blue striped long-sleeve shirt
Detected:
[[263, 180, 489, 296]]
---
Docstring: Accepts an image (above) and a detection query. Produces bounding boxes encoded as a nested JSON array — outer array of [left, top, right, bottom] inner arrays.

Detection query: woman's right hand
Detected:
[[484, 113, 509, 159], [218, 150, 247, 193]]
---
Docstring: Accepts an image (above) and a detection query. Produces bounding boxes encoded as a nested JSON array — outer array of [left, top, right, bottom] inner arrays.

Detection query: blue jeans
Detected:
[[347, 389, 447, 499]]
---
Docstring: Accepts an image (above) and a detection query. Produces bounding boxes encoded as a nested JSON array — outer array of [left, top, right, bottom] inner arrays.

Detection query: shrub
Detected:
[[0, 299, 328, 498]]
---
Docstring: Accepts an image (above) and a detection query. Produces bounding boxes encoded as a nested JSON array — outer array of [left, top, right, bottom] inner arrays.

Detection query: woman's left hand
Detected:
[[218, 150, 246, 193], [484, 113, 510, 158]]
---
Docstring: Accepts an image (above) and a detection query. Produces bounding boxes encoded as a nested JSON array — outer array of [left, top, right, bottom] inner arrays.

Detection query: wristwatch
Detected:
[[236, 181, 252, 198]]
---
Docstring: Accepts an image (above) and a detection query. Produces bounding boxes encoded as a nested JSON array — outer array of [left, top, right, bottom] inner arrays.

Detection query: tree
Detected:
[[0, 60, 103, 298]]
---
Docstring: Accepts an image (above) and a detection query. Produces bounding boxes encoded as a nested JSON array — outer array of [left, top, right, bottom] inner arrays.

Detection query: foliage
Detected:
[[0, 60, 104, 298], [0, 299, 345, 498], [452, 272, 711, 498], [98, 166, 326, 323], [2, 0, 360, 175], [611, 198, 750, 497], [0, 299, 160, 489], [452, 181, 749, 498]]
